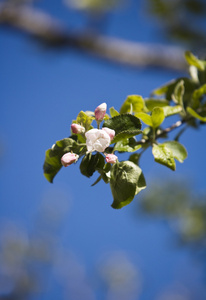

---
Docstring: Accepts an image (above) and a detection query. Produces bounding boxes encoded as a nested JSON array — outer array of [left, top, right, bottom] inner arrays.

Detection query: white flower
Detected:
[[85, 128, 113, 152], [102, 127, 115, 141]]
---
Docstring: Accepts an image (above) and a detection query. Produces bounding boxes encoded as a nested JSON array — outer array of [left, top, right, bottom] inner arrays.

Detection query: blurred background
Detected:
[[1, 0, 206, 299]]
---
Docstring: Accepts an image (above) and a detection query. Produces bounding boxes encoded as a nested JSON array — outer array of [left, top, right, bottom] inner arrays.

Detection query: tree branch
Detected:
[[0, 3, 187, 71], [136, 119, 185, 146]]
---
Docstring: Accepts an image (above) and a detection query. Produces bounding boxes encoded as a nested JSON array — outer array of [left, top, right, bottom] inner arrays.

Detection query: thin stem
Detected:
[[136, 119, 185, 146], [156, 120, 184, 139]]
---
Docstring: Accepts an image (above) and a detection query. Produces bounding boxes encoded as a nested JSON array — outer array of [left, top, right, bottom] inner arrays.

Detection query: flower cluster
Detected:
[[61, 102, 117, 167]]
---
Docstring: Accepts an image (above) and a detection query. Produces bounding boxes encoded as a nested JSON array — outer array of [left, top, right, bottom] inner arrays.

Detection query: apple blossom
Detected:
[[85, 128, 113, 152], [102, 127, 115, 141], [105, 153, 118, 164], [71, 123, 85, 134], [94, 103, 107, 121], [61, 152, 79, 167]]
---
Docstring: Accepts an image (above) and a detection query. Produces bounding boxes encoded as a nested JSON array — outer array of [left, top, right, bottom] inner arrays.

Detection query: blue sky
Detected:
[[1, 1, 206, 299]]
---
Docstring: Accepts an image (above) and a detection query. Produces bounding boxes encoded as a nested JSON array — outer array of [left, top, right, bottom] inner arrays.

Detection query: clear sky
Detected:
[[1, 1, 206, 299]]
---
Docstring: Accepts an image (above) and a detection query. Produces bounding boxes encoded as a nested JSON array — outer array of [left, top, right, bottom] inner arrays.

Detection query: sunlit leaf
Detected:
[[185, 51, 205, 71], [114, 137, 142, 152], [163, 141, 188, 163], [172, 80, 184, 106], [162, 105, 182, 117], [109, 107, 120, 117], [75, 111, 94, 131], [145, 98, 169, 111], [192, 83, 206, 108], [120, 95, 145, 114], [151, 107, 165, 128], [187, 107, 206, 122], [152, 144, 176, 170], [135, 112, 153, 127]]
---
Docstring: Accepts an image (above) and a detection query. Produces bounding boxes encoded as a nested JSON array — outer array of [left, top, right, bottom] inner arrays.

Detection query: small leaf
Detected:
[[136, 108, 164, 128], [120, 95, 145, 114], [152, 144, 176, 170], [187, 107, 206, 122], [151, 107, 165, 128], [192, 84, 206, 108], [185, 51, 205, 71], [75, 111, 94, 131], [162, 105, 182, 117], [91, 175, 102, 186], [110, 161, 146, 209], [112, 129, 142, 143], [163, 141, 188, 163], [109, 107, 120, 117], [152, 78, 198, 103], [99, 163, 111, 184], [172, 80, 184, 106], [43, 149, 62, 183], [80, 152, 105, 178], [135, 112, 153, 127], [145, 98, 169, 111], [103, 114, 142, 143], [152, 83, 170, 96], [114, 137, 142, 152]]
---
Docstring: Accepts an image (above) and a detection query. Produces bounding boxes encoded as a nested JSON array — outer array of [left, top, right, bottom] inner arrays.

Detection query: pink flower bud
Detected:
[[105, 153, 118, 164], [61, 152, 79, 167], [71, 123, 85, 134], [94, 103, 107, 121], [102, 127, 115, 141]]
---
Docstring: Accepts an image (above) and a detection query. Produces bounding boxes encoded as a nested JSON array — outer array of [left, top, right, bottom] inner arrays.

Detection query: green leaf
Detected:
[[114, 137, 142, 152], [80, 152, 105, 178], [99, 163, 111, 184], [152, 78, 198, 104], [75, 111, 94, 131], [103, 114, 142, 143], [145, 98, 169, 111], [109, 107, 120, 117], [151, 107, 165, 128], [136, 107, 165, 128], [187, 107, 206, 122], [172, 80, 184, 106], [192, 83, 206, 108], [152, 144, 176, 171], [163, 141, 188, 163], [185, 51, 205, 71], [162, 105, 182, 117], [43, 149, 62, 183], [135, 112, 153, 127], [120, 95, 145, 114], [152, 83, 170, 96], [110, 161, 146, 209], [91, 175, 102, 186], [43, 138, 85, 183]]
